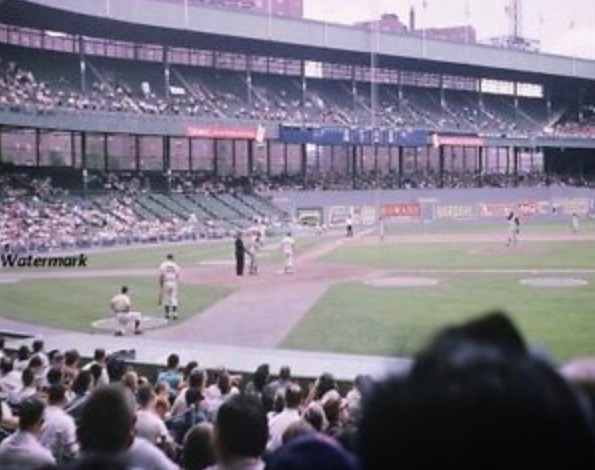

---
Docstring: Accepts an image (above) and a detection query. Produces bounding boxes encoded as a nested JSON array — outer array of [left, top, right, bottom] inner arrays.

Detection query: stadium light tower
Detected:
[[507, 0, 523, 39]]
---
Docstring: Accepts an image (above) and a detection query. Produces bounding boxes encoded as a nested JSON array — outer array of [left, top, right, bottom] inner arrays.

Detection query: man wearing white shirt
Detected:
[[39, 384, 78, 463], [135, 384, 173, 447], [267, 383, 302, 453], [0, 397, 56, 470], [110, 285, 142, 336]]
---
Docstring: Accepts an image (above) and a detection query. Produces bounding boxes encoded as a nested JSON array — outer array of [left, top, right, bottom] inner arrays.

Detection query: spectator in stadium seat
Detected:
[[244, 364, 270, 408], [76, 385, 177, 470], [31, 340, 49, 370], [182, 422, 216, 470], [158, 354, 183, 393], [172, 368, 207, 417], [358, 313, 595, 470], [280, 420, 317, 446], [0, 396, 56, 469], [207, 395, 268, 470], [264, 435, 358, 470], [0, 357, 21, 399], [65, 370, 93, 420], [263, 366, 291, 411], [8, 367, 37, 407], [135, 384, 173, 447], [39, 384, 78, 462], [81, 349, 109, 387], [267, 382, 303, 452]]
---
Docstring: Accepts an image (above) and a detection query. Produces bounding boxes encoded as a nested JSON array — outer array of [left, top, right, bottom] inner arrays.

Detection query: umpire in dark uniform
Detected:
[[235, 232, 246, 276]]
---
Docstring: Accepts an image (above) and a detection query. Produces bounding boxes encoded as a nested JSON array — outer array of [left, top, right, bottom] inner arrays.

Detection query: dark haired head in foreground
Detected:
[[214, 394, 268, 467], [359, 312, 595, 470]]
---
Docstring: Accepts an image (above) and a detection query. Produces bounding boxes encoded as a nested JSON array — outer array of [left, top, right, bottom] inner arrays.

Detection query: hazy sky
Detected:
[[304, 0, 595, 59]]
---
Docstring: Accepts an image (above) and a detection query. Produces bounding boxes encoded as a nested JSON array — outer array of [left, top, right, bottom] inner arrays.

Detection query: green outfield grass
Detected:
[[382, 220, 595, 236], [79, 242, 231, 269], [323, 240, 595, 270], [0, 277, 233, 331], [281, 275, 595, 361]]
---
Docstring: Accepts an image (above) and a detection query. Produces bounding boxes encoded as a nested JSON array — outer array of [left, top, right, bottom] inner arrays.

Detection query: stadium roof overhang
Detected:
[[1, 0, 595, 88]]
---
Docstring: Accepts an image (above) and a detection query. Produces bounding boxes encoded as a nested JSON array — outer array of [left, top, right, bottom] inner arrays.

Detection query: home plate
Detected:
[[520, 278, 588, 288], [92, 315, 168, 332], [200, 260, 235, 266], [365, 277, 440, 288]]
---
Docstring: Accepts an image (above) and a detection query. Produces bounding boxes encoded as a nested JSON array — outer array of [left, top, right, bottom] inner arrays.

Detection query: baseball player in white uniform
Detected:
[[571, 213, 580, 233], [248, 232, 263, 275], [110, 286, 142, 336], [506, 211, 520, 247], [282, 232, 296, 274], [159, 254, 181, 320]]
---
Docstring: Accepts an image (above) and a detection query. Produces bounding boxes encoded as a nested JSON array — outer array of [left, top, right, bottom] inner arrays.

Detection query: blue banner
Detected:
[[279, 125, 427, 147]]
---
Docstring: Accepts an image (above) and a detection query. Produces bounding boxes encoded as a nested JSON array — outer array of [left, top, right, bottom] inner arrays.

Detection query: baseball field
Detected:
[[1, 220, 594, 362]]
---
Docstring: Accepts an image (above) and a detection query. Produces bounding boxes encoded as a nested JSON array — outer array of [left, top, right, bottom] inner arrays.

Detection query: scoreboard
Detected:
[[279, 125, 428, 147]]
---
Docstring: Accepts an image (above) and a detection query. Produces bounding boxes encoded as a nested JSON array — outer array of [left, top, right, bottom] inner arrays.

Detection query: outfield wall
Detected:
[[270, 187, 595, 227]]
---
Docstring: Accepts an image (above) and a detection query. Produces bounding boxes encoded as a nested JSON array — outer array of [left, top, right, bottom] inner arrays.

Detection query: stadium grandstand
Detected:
[[0, 1, 595, 468]]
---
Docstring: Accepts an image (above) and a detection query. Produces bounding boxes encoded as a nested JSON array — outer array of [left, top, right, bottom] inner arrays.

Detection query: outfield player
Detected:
[[110, 286, 142, 336], [506, 211, 520, 247], [571, 213, 580, 233], [282, 232, 296, 274], [159, 254, 181, 320], [346, 215, 354, 238]]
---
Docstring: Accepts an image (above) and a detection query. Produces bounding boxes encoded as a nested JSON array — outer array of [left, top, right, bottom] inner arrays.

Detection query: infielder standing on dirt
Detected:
[[111, 286, 142, 336], [159, 254, 181, 320], [248, 232, 262, 275], [282, 232, 296, 274], [506, 211, 520, 247]]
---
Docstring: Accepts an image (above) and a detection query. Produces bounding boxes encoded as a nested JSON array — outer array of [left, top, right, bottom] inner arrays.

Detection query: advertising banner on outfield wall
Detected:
[[296, 208, 324, 226], [552, 198, 591, 216], [327, 206, 352, 227], [381, 203, 422, 219], [353, 206, 378, 226], [433, 204, 475, 220]]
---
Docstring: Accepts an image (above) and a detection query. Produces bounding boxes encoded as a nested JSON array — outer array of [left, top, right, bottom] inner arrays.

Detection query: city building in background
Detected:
[[187, 0, 303, 18]]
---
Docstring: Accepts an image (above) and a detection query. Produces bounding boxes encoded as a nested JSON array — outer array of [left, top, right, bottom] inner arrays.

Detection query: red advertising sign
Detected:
[[185, 126, 266, 140], [517, 201, 539, 216], [381, 203, 422, 218]]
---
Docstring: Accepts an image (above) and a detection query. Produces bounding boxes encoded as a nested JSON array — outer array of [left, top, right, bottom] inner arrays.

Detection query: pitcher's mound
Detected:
[[520, 278, 588, 288], [92, 315, 168, 332], [365, 277, 440, 288]]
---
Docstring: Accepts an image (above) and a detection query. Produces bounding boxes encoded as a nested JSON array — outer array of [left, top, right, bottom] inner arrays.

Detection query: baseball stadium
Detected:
[[0, 0, 594, 467]]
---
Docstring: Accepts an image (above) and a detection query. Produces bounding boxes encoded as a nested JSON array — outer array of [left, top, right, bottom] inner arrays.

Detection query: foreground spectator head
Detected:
[[19, 396, 46, 433], [282, 420, 317, 445], [214, 395, 268, 465], [265, 435, 358, 470], [66, 454, 126, 470], [77, 385, 135, 454], [182, 422, 216, 470], [167, 353, 180, 370], [358, 313, 595, 470]]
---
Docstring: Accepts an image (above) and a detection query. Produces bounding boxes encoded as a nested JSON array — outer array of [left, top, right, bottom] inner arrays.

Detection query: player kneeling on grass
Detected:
[[110, 285, 142, 336], [159, 254, 181, 321]]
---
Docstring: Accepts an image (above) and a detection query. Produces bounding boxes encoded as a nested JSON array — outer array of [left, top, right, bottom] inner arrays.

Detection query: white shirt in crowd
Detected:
[[267, 407, 301, 452], [39, 405, 79, 460], [0, 430, 56, 470], [135, 409, 172, 446], [123, 437, 178, 470]]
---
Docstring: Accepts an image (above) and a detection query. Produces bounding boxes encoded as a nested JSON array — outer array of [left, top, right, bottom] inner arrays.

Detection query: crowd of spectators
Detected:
[[4, 53, 591, 138], [0, 313, 593, 469]]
